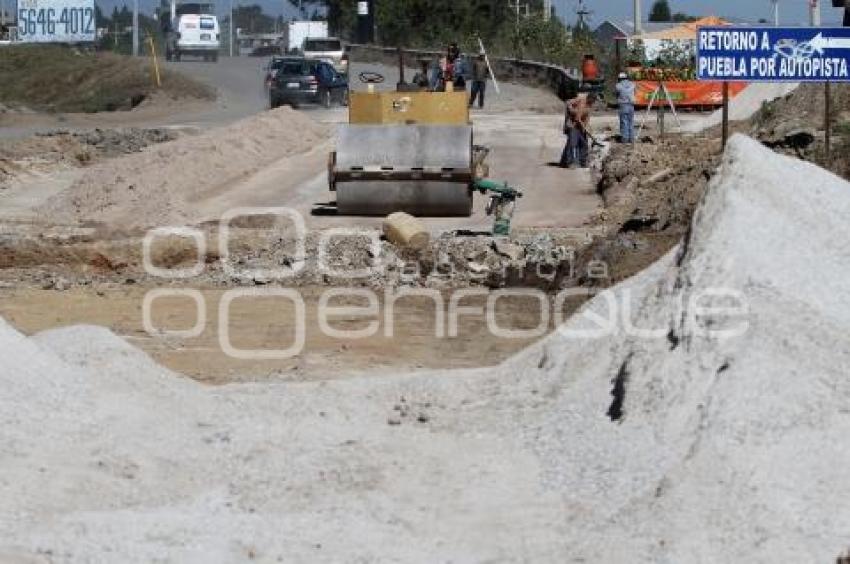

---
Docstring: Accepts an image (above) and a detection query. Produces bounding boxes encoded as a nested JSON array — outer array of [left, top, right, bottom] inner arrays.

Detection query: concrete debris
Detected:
[[491, 239, 525, 261]]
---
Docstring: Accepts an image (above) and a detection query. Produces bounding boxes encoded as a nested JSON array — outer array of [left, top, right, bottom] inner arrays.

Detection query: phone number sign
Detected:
[[697, 26, 850, 82], [17, 0, 96, 43]]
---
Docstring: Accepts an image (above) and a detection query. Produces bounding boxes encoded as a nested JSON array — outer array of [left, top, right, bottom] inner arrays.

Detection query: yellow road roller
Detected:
[[328, 71, 482, 217]]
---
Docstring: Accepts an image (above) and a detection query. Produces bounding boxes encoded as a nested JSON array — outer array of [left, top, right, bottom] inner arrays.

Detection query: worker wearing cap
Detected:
[[615, 72, 636, 143]]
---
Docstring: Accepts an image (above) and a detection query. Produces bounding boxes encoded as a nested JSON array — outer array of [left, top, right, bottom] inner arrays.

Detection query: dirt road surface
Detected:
[[0, 55, 610, 383]]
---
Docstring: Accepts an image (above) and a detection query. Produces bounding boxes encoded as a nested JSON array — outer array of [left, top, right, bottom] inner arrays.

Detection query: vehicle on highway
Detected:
[[302, 37, 348, 75], [282, 20, 328, 54], [263, 56, 301, 90], [269, 58, 349, 109], [165, 12, 220, 62]]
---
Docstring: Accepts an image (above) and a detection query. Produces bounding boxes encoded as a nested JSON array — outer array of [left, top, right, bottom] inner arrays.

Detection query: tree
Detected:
[[671, 12, 696, 22], [648, 0, 672, 22]]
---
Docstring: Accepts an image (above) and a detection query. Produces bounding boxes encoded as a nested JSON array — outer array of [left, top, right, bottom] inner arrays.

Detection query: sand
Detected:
[[36, 107, 330, 230], [2, 135, 849, 561]]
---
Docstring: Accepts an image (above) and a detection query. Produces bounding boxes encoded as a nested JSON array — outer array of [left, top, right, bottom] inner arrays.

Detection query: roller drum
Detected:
[[333, 124, 474, 217]]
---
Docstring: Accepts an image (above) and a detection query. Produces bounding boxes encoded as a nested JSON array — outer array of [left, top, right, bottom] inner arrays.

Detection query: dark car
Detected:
[[269, 59, 349, 109], [264, 56, 301, 90]]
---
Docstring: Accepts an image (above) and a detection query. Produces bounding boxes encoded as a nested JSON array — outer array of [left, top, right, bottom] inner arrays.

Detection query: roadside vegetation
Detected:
[[0, 45, 212, 113]]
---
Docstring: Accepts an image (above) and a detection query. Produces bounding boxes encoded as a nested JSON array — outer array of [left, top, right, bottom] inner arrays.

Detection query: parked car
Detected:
[[301, 37, 348, 75], [270, 58, 349, 109]]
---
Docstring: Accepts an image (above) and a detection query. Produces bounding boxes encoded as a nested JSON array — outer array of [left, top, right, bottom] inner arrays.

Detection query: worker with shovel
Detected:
[[559, 92, 595, 168]]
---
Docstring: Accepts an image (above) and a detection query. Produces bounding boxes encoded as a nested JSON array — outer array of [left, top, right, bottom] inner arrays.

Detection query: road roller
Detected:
[[328, 71, 484, 217]]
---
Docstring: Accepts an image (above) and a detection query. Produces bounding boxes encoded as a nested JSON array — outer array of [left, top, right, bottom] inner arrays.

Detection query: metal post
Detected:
[[825, 81, 832, 163], [229, 0, 233, 57], [634, 0, 641, 34], [722, 81, 730, 149], [771, 0, 779, 27], [810, 0, 821, 27], [132, 0, 139, 56]]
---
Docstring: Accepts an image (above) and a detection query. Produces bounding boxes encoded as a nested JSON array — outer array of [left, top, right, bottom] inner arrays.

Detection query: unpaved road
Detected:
[[0, 286, 558, 383], [0, 55, 605, 383]]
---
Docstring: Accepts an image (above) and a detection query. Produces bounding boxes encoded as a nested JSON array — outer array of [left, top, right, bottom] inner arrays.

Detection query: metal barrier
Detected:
[[347, 44, 580, 101]]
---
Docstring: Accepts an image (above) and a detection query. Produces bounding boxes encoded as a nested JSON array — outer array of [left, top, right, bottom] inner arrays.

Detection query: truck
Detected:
[[283, 20, 327, 53]]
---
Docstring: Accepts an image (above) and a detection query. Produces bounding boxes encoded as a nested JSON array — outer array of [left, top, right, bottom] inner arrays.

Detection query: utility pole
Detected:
[[634, 0, 641, 35], [543, 0, 551, 21], [810, 0, 821, 26], [132, 0, 139, 55]]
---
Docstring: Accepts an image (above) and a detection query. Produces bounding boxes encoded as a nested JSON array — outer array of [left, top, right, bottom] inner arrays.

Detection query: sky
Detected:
[[553, 0, 845, 27], [29, 0, 845, 28]]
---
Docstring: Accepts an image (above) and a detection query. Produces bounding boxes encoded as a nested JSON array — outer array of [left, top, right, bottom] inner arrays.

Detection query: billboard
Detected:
[[697, 26, 850, 82], [16, 0, 96, 43]]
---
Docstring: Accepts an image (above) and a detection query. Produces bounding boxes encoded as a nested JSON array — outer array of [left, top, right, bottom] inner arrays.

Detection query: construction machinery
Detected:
[[474, 178, 523, 236], [328, 71, 484, 217]]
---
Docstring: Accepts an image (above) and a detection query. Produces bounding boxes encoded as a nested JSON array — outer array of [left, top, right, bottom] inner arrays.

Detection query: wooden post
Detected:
[[722, 81, 730, 150], [825, 81, 832, 163], [657, 81, 665, 139]]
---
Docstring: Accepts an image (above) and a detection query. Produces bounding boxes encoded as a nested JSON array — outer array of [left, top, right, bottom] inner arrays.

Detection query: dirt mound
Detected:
[[752, 83, 850, 179], [37, 107, 330, 229], [0, 45, 212, 113], [1, 136, 849, 561]]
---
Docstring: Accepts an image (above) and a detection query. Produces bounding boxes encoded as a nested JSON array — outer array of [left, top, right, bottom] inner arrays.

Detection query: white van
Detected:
[[302, 37, 347, 75], [166, 14, 220, 62]]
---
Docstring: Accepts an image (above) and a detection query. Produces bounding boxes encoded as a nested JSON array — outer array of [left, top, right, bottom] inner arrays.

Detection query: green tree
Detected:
[[648, 0, 672, 22], [671, 12, 696, 22]]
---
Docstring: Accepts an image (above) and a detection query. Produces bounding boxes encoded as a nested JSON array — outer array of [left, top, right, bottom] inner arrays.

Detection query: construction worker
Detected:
[[469, 53, 488, 109], [412, 59, 431, 90], [615, 72, 636, 143], [447, 42, 460, 65], [559, 92, 595, 169]]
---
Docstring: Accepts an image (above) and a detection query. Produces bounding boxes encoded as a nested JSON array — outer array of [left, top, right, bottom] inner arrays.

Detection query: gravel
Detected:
[[1, 135, 849, 561]]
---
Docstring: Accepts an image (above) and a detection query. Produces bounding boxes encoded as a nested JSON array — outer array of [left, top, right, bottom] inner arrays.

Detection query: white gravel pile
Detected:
[[2, 135, 849, 561], [683, 82, 800, 133]]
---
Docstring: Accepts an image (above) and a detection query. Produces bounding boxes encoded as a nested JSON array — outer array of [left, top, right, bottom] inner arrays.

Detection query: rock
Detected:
[[467, 262, 489, 275], [492, 240, 525, 262], [382, 212, 430, 250], [387, 416, 401, 426], [53, 277, 70, 291]]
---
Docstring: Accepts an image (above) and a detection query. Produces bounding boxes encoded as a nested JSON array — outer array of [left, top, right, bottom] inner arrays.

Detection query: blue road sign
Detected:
[[697, 26, 850, 82]]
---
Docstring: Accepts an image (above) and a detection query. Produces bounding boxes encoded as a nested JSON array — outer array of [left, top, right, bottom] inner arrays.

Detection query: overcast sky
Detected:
[[554, 0, 845, 27]]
